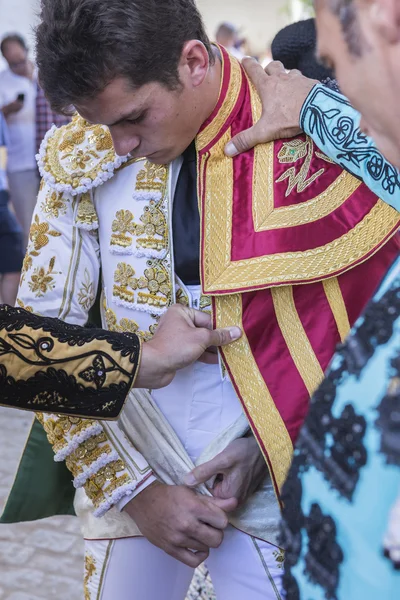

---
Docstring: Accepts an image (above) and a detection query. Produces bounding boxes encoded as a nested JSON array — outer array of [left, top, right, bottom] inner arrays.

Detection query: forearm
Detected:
[[301, 84, 400, 211], [0, 304, 141, 418]]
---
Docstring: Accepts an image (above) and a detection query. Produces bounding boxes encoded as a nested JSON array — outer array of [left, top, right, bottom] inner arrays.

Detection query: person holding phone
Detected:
[[0, 34, 38, 249], [0, 34, 69, 249]]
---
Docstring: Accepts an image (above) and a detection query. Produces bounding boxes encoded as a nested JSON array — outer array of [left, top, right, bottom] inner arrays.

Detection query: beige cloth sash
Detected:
[[75, 389, 281, 545]]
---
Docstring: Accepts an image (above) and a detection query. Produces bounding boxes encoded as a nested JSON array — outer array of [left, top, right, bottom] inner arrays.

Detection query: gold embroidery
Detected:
[[135, 199, 168, 253], [249, 92, 361, 231], [41, 191, 67, 219], [176, 288, 189, 306], [271, 286, 325, 396], [93, 459, 126, 488], [78, 268, 96, 310], [276, 137, 326, 197], [133, 261, 171, 309], [323, 278, 351, 343], [113, 262, 136, 304], [273, 549, 285, 569], [111, 210, 136, 250], [88, 125, 113, 152], [105, 306, 153, 341], [29, 215, 61, 254], [200, 124, 399, 292], [43, 115, 117, 189], [84, 553, 97, 600], [103, 472, 134, 497], [199, 66, 399, 294], [214, 293, 293, 495], [28, 257, 57, 298], [16, 298, 33, 312], [76, 192, 98, 228], [200, 295, 212, 313], [136, 162, 167, 194]]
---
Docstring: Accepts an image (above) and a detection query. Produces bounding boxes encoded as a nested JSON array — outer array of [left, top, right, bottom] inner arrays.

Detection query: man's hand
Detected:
[[1, 99, 24, 117], [124, 482, 238, 567], [225, 59, 318, 157], [184, 436, 267, 508], [136, 304, 242, 389]]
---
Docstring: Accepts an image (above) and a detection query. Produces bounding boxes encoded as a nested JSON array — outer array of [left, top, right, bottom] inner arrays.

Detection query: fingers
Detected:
[[225, 124, 264, 157], [189, 307, 212, 329], [242, 56, 269, 88], [170, 547, 209, 568], [208, 496, 239, 513], [184, 456, 225, 487], [194, 524, 224, 549], [265, 60, 286, 76], [198, 350, 219, 365], [206, 325, 242, 347], [199, 500, 229, 530]]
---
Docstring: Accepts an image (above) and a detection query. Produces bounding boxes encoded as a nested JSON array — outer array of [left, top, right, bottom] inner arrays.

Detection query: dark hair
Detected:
[[36, 0, 214, 114], [272, 19, 334, 81], [1, 34, 28, 56], [328, 0, 362, 55]]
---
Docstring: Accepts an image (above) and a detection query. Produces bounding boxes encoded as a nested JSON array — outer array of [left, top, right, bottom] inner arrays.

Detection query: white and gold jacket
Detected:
[[19, 115, 209, 519]]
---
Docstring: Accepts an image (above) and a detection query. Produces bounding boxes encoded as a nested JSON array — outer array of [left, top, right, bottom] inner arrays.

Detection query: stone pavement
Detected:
[[0, 407, 84, 600]]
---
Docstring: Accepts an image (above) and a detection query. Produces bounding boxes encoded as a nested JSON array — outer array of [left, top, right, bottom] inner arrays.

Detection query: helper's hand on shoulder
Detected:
[[184, 436, 267, 508], [225, 58, 318, 157], [136, 304, 242, 389], [124, 482, 237, 567]]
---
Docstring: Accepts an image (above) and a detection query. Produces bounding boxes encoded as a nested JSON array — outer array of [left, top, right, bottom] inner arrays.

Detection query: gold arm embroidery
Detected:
[[28, 256, 58, 298], [271, 286, 325, 396], [214, 294, 293, 494], [40, 190, 67, 220], [323, 278, 351, 343]]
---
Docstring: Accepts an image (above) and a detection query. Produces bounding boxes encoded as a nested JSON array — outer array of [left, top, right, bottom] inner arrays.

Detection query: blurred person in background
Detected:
[[0, 34, 69, 249], [0, 111, 23, 305], [215, 22, 244, 60], [272, 18, 334, 83]]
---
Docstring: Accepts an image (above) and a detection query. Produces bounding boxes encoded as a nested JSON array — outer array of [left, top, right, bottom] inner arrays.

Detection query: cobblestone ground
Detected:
[[0, 407, 84, 600]]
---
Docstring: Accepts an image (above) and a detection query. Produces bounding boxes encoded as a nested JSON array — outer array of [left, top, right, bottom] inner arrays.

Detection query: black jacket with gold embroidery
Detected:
[[0, 304, 140, 418]]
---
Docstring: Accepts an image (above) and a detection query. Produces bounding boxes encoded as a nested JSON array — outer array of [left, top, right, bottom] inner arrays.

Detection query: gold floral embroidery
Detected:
[[42, 115, 118, 191], [62, 147, 100, 171], [276, 137, 330, 197], [113, 262, 136, 304], [93, 459, 126, 488], [200, 295, 212, 313], [135, 199, 167, 253], [88, 125, 113, 152], [84, 553, 97, 600], [110, 210, 136, 250], [29, 215, 61, 254], [105, 306, 153, 341], [40, 191, 67, 219], [59, 125, 85, 153], [75, 192, 98, 228], [78, 268, 96, 310], [134, 261, 171, 309], [28, 257, 57, 298], [16, 298, 33, 312], [136, 162, 167, 194], [273, 549, 285, 569], [176, 288, 189, 306]]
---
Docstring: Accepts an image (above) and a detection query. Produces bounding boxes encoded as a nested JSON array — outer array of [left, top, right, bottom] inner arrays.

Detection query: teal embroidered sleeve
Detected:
[[301, 84, 400, 212]]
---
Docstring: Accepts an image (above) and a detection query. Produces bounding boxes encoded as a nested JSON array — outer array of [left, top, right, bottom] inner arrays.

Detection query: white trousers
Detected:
[[84, 526, 284, 600]]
